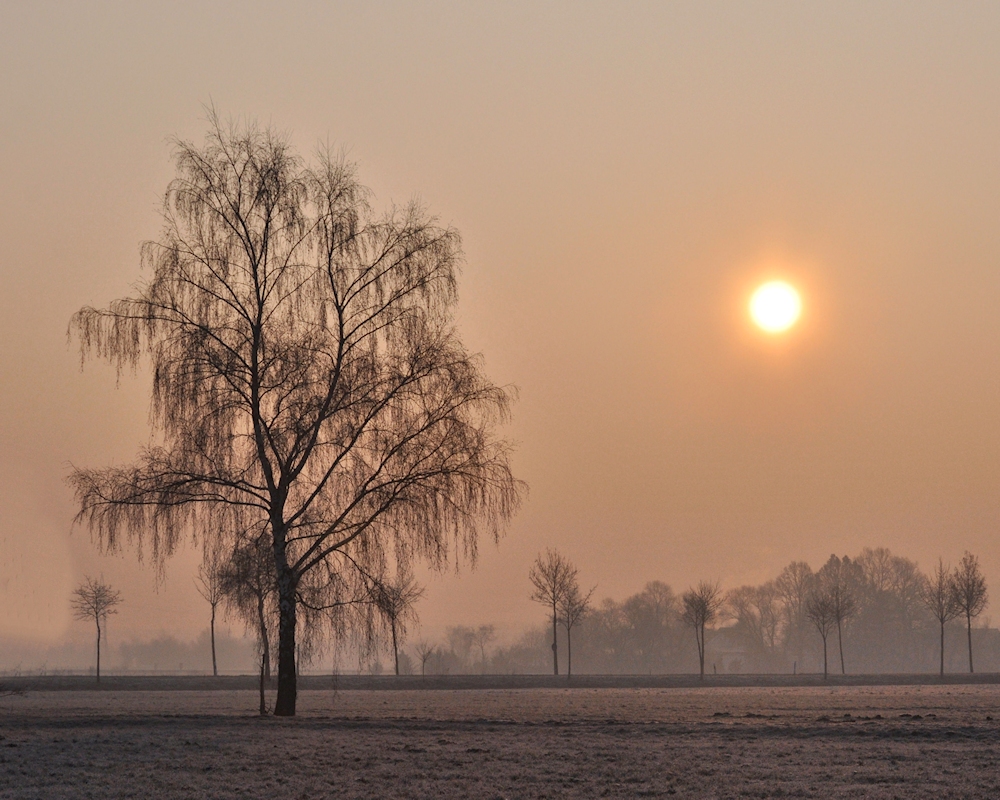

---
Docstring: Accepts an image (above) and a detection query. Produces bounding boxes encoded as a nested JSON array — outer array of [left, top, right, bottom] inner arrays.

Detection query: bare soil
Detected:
[[2, 684, 999, 798]]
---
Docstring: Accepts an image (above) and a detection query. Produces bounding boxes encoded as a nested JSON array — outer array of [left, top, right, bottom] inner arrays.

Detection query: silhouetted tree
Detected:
[[219, 534, 277, 714], [951, 551, 988, 673], [682, 581, 722, 679], [817, 556, 858, 674], [472, 625, 497, 674], [727, 582, 783, 671], [805, 589, 836, 680], [71, 577, 122, 683], [68, 114, 522, 715], [775, 561, 813, 671], [921, 558, 960, 677], [529, 549, 577, 675], [373, 567, 424, 676], [414, 640, 435, 676], [559, 582, 595, 678], [220, 537, 275, 676], [195, 548, 225, 677], [445, 625, 477, 672]]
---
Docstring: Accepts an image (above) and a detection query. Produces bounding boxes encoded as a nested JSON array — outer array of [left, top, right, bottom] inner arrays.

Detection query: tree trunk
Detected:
[[274, 564, 298, 716], [821, 634, 828, 680], [391, 620, 400, 676], [566, 625, 572, 679], [967, 613, 974, 674], [259, 649, 267, 715], [697, 624, 705, 679], [551, 603, 559, 676], [95, 619, 102, 684], [256, 597, 270, 680], [837, 618, 846, 675], [939, 619, 945, 677], [210, 604, 218, 677]]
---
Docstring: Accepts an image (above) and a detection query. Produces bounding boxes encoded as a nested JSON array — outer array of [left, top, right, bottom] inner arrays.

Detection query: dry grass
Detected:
[[2, 685, 1000, 798]]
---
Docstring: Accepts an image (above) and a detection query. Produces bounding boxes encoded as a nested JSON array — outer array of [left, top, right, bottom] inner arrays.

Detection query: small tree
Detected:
[[830, 583, 856, 675], [559, 582, 595, 678], [529, 549, 577, 675], [414, 640, 436, 677], [682, 581, 722, 679], [774, 561, 813, 672], [472, 625, 497, 674], [195, 549, 225, 677], [805, 590, 836, 680], [816, 555, 858, 675], [951, 551, 988, 673], [921, 559, 960, 676], [373, 568, 424, 676], [219, 535, 276, 714], [71, 577, 123, 683]]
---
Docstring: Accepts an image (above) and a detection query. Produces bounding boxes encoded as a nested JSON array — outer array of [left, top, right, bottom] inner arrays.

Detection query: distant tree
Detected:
[[774, 561, 813, 671], [529, 549, 577, 675], [71, 577, 123, 683], [817, 555, 858, 675], [726, 582, 782, 671], [682, 581, 722, 679], [68, 115, 523, 716], [373, 567, 424, 676], [617, 581, 682, 673], [444, 625, 477, 672], [559, 582, 595, 678], [195, 548, 226, 677], [921, 559, 960, 677], [414, 640, 436, 676], [219, 535, 277, 714], [805, 589, 836, 680], [471, 625, 497, 674], [951, 551, 989, 673]]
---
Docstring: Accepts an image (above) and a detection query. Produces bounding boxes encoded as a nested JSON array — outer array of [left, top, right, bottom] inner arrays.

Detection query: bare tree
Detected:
[[726, 582, 782, 671], [805, 590, 836, 680], [529, 549, 577, 675], [775, 561, 813, 671], [830, 583, 856, 675], [195, 548, 226, 677], [951, 551, 988, 673], [559, 582, 595, 678], [413, 640, 435, 677], [921, 559, 960, 677], [373, 567, 424, 676], [471, 625, 497, 674], [817, 555, 858, 675], [219, 534, 277, 714], [68, 115, 523, 715], [682, 581, 722, 679], [71, 577, 122, 683]]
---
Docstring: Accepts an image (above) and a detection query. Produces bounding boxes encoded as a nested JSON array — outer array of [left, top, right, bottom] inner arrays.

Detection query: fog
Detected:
[[3, 3, 1000, 664]]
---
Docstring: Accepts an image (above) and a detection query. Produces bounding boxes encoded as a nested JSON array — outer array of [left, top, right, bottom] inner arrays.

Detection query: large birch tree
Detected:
[[69, 115, 522, 715]]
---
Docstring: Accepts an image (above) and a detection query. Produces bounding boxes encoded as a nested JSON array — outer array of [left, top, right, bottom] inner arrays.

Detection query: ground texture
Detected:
[[2, 684, 1000, 798]]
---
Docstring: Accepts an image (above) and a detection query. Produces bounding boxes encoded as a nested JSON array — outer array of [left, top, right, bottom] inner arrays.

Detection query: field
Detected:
[[2, 679, 1000, 798]]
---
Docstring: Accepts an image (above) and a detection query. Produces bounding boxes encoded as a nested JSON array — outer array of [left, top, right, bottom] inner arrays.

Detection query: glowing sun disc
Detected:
[[750, 281, 801, 333]]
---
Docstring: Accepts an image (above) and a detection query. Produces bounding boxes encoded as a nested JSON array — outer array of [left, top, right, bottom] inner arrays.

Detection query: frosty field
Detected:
[[2, 682, 999, 798]]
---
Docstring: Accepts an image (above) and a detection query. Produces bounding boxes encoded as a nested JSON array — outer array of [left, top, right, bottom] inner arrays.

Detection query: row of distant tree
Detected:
[[69, 544, 992, 681], [400, 547, 993, 679]]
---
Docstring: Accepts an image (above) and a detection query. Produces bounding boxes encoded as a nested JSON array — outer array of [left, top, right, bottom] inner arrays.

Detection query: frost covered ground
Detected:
[[2, 683, 1000, 798]]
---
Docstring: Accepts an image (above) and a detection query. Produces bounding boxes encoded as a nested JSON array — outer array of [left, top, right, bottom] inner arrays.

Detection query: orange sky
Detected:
[[3, 2, 1000, 652]]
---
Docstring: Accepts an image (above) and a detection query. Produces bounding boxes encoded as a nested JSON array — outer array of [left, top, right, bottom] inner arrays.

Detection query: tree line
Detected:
[[398, 546, 993, 678]]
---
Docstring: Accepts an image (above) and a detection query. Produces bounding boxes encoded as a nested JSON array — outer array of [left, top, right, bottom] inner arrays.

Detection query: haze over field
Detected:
[[3, 2, 1000, 662]]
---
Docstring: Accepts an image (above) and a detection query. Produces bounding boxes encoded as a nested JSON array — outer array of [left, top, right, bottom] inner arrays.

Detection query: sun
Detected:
[[749, 281, 801, 333]]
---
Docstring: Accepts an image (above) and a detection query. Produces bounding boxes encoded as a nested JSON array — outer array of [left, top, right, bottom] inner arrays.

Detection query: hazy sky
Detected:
[[3, 2, 1000, 653]]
